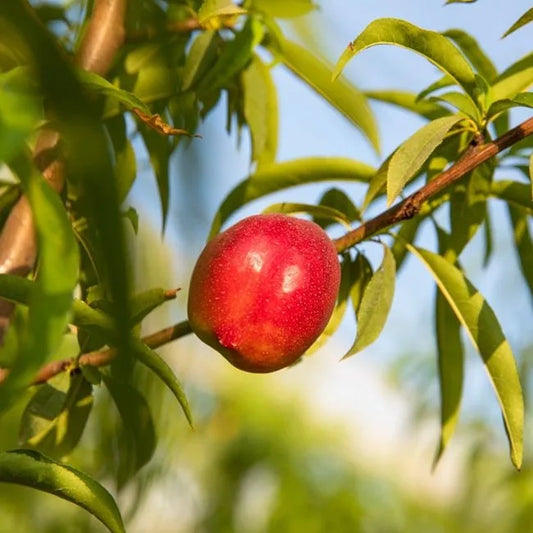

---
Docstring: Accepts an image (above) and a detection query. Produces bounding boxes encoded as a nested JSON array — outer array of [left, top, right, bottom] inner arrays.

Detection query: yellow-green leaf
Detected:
[[0, 449, 125, 533], [333, 18, 482, 104], [502, 7, 533, 38], [387, 115, 463, 205], [242, 54, 278, 167], [269, 37, 379, 153], [407, 245, 524, 469], [343, 245, 395, 358], [209, 157, 375, 237]]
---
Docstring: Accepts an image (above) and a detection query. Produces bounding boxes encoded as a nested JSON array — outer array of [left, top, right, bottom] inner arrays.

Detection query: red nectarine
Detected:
[[187, 214, 341, 373]]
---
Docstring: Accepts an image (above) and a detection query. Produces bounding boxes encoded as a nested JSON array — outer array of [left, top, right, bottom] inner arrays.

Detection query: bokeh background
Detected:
[[1, 1, 532, 531]]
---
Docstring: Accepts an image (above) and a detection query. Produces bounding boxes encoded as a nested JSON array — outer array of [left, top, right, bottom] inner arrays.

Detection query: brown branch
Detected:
[[126, 18, 202, 43], [0, 319, 193, 386], [332, 116, 533, 253], [0, 0, 126, 341]]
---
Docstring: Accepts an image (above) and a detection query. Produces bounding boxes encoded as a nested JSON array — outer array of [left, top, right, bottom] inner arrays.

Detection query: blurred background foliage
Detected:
[[0, 0, 532, 531]]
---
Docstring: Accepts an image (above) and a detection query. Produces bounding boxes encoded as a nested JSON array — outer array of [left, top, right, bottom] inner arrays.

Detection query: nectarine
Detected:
[[188, 214, 340, 372]]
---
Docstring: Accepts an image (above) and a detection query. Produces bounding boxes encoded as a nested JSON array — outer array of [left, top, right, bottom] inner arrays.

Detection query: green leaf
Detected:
[[428, 91, 481, 122], [103, 376, 156, 489], [0, 152, 78, 408], [502, 7, 533, 38], [434, 286, 464, 466], [486, 92, 533, 120], [491, 53, 533, 101], [182, 30, 220, 91], [508, 205, 533, 303], [343, 245, 395, 358], [443, 29, 498, 83], [490, 180, 532, 212], [530, 152, 533, 199], [365, 90, 450, 120], [0, 449, 125, 533], [122, 206, 139, 234], [131, 338, 192, 426], [269, 36, 379, 153], [0, 66, 41, 163], [197, 18, 263, 94], [449, 159, 494, 259], [390, 217, 423, 272], [262, 202, 352, 229], [139, 125, 171, 230], [332, 18, 481, 105], [242, 54, 278, 167], [19, 372, 93, 459], [209, 157, 375, 237], [315, 187, 361, 229], [251, 0, 316, 18], [349, 252, 374, 315], [387, 115, 463, 205], [307, 254, 354, 353], [129, 287, 176, 326], [106, 115, 137, 203], [417, 75, 456, 101], [198, 0, 247, 26], [407, 245, 524, 469], [77, 69, 150, 115]]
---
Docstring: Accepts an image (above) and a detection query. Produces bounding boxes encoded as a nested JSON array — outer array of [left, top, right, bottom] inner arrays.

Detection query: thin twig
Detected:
[[0, 0, 127, 341], [332, 116, 533, 253], [0, 320, 193, 386]]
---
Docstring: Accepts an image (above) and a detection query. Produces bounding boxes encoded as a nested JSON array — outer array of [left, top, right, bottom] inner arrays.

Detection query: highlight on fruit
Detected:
[[187, 214, 341, 373]]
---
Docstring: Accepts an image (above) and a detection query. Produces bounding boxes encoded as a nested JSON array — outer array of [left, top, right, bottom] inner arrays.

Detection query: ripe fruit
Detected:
[[187, 214, 341, 373]]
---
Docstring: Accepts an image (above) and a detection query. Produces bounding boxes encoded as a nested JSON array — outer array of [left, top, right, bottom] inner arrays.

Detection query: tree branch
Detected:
[[0, 320, 193, 386], [332, 116, 533, 253], [0, 0, 126, 341]]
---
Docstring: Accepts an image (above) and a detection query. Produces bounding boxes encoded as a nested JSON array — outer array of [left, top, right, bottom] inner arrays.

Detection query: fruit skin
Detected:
[[187, 214, 341, 373]]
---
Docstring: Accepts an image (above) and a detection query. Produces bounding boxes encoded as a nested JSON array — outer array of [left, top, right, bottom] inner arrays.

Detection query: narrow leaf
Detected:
[[198, 0, 247, 28], [343, 245, 395, 358], [181, 30, 220, 91], [391, 217, 423, 272], [209, 157, 375, 237], [307, 254, 353, 353], [429, 91, 481, 121], [387, 115, 463, 205], [129, 287, 178, 326], [77, 69, 150, 115], [131, 338, 192, 426], [434, 284, 464, 465], [262, 202, 351, 228], [449, 159, 494, 259], [103, 376, 156, 489], [315, 187, 361, 229], [508, 205, 533, 302], [407, 245, 524, 469], [0, 66, 41, 163], [443, 29, 498, 82], [19, 372, 93, 459], [491, 52, 533, 101], [490, 180, 532, 212], [333, 18, 481, 104], [197, 18, 263, 93], [0, 449, 125, 533], [365, 90, 450, 120], [270, 37, 379, 152], [349, 253, 374, 315], [502, 7, 533, 38], [242, 54, 278, 167]]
